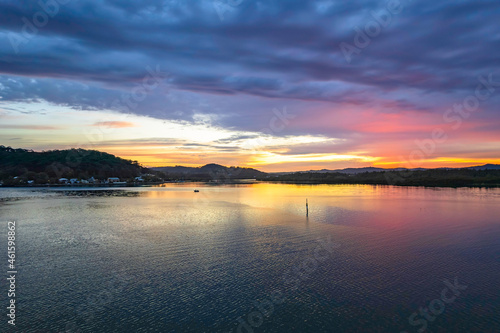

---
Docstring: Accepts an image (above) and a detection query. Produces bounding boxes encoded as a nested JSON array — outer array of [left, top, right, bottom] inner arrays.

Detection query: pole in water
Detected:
[[306, 198, 309, 216]]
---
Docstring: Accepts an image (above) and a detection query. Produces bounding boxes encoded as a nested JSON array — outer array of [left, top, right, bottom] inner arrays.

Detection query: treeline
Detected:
[[0, 146, 149, 185], [260, 169, 500, 187]]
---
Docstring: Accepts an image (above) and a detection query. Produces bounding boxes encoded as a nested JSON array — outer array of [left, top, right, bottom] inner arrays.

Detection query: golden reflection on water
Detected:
[[2, 184, 500, 332], [138, 183, 500, 230]]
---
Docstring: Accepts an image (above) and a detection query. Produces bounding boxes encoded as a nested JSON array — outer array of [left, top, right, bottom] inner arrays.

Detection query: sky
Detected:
[[0, 0, 499, 172]]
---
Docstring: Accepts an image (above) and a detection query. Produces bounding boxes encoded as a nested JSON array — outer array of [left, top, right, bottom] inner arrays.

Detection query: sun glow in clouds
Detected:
[[1, 101, 345, 170], [1, 1, 500, 172], [248, 152, 378, 166]]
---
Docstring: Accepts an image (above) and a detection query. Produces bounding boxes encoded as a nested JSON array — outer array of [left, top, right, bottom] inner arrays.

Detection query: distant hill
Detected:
[[261, 166, 500, 187], [307, 167, 406, 174], [152, 163, 266, 180], [301, 164, 500, 174], [465, 164, 500, 170], [153, 163, 500, 182], [0, 146, 148, 185]]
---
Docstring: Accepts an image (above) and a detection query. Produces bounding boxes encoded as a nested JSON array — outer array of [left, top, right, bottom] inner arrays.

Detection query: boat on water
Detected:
[[194, 190, 200, 192]]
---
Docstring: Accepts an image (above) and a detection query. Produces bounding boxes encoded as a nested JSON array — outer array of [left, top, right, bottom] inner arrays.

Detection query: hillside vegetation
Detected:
[[153, 163, 266, 180], [0, 146, 147, 185], [262, 168, 500, 187]]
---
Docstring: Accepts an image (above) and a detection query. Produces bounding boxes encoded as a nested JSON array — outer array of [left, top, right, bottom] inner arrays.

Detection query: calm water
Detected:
[[1, 183, 499, 332]]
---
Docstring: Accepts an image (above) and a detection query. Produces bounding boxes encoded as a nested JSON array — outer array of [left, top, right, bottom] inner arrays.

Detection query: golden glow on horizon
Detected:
[[374, 158, 500, 169], [2, 101, 499, 172], [246, 152, 378, 166]]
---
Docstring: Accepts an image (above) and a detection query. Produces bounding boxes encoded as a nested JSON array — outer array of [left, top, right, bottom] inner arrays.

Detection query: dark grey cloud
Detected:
[[0, 0, 499, 136]]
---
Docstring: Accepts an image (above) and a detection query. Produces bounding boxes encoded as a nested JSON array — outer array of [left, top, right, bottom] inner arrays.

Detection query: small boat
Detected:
[[194, 190, 200, 193]]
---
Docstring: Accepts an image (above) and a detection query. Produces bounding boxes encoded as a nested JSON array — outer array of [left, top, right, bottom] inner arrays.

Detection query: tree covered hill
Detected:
[[152, 163, 267, 180], [0, 146, 147, 185], [261, 168, 500, 187]]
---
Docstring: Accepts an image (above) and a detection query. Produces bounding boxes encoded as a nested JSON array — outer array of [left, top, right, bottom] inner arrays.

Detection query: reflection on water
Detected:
[[0, 184, 499, 332]]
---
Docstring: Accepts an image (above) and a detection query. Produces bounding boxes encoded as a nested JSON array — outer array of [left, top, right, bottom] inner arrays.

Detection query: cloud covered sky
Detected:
[[0, 0, 499, 171]]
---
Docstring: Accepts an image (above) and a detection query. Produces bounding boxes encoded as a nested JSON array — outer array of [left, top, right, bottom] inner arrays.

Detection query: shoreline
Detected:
[[258, 180, 500, 188], [0, 182, 168, 188], [2, 180, 500, 189]]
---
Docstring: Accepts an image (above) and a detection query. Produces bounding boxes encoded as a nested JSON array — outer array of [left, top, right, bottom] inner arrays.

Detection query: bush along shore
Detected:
[[0, 146, 164, 187], [258, 169, 500, 187]]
